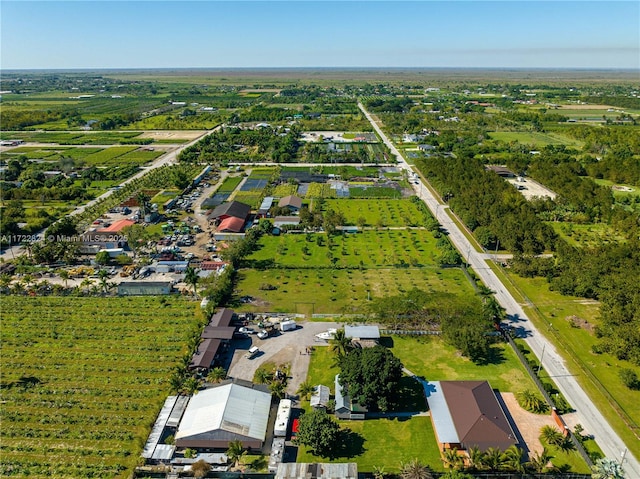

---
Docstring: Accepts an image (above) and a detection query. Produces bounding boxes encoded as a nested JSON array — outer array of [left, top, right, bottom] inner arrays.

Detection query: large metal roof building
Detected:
[[175, 381, 271, 450]]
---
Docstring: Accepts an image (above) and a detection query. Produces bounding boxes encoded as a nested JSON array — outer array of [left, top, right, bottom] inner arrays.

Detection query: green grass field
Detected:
[[323, 199, 429, 226], [593, 178, 640, 196], [490, 262, 640, 460], [247, 230, 441, 268], [0, 296, 200, 479], [234, 266, 474, 315], [547, 221, 628, 247], [489, 131, 584, 148]]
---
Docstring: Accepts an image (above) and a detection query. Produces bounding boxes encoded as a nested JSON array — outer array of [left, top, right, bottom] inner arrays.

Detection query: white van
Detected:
[[245, 346, 260, 359]]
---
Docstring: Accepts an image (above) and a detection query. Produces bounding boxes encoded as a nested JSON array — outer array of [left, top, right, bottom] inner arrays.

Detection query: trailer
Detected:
[[279, 320, 297, 332], [274, 399, 292, 437]]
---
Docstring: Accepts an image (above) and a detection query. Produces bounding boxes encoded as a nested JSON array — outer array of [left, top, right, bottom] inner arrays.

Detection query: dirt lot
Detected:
[[227, 321, 340, 396], [507, 177, 557, 201]]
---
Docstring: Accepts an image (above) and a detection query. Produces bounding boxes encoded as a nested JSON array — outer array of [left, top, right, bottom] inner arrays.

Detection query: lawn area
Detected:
[[390, 335, 536, 394], [234, 267, 475, 315], [296, 417, 442, 473], [300, 348, 440, 472], [0, 296, 199, 479], [490, 262, 640, 460], [246, 230, 441, 268], [323, 199, 429, 227], [593, 178, 640, 196], [215, 175, 243, 193]]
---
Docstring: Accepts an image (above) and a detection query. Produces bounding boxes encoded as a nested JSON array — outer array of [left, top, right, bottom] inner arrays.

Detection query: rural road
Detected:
[[1, 127, 219, 259], [359, 102, 640, 476]]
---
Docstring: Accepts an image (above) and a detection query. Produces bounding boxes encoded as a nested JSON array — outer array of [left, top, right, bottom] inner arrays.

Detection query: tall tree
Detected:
[[400, 458, 434, 479], [184, 266, 199, 298], [294, 409, 340, 458], [338, 345, 403, 412], [226, 440, 246, 469]]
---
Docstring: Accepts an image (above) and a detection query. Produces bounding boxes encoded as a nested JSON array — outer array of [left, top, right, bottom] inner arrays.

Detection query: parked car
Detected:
[[239, 327, 256, 335], [257, 330, 269, 340]]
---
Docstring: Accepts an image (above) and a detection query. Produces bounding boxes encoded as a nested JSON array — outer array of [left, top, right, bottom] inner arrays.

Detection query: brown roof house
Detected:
[[277, 195, 302, 212], [426, 380, 517, 452]]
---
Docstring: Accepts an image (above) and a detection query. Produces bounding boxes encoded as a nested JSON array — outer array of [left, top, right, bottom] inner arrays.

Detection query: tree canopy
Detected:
[[294, 409, 340, 458], [339, 345, 403, 412]]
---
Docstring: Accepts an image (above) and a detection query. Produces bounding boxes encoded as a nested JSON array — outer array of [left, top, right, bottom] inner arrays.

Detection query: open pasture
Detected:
[[235, 266, 474, 315], [0, 296, 198, 479], [489, 131, 583, 147], [1, 131, 147, 145]]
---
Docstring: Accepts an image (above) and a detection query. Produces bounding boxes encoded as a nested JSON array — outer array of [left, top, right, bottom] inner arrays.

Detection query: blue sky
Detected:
[[1, 1, 638, 69]]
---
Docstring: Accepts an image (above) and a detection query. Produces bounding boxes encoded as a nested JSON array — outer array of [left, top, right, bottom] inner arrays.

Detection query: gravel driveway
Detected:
[[227, 321, 340, 396]]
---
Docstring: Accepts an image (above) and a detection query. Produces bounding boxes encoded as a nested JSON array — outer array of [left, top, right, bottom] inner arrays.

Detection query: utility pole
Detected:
[[537, 344, 546, 376]]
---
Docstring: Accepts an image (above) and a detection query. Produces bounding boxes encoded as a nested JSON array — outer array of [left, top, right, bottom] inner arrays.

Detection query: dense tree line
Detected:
[[365, 97, 414, 113], [416, 155, 556, 254]]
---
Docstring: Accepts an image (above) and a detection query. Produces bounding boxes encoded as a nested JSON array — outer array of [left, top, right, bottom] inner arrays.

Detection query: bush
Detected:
[[619, 368, 640, 390]]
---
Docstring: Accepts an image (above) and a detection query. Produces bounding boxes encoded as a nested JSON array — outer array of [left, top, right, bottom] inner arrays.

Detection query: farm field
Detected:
[[246, 230, 441, 268], [547, 221, 628, 247], [492, 264, 640, 460], [488, 131, 583, 147], [323, 199, 429, 227], [234, 266, 475, 315], [0, 296, 199, 479], [0, 131, 149, 145]]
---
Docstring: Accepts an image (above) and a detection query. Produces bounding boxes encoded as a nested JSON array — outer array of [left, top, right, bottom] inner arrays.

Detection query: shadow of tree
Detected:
[[329, 428, 366, 460]]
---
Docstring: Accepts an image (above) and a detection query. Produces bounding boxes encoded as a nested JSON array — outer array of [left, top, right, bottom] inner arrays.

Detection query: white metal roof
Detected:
[[176, 383, 271, 442], [142, 396, 178, 458], [151, 444, 175, 461], [425, 381, 459, 443]]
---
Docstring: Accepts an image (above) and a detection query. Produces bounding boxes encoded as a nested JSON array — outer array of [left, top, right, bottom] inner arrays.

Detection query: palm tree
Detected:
[[184, 266, 199, 298], [400, 458, 433, 479], [59, 269, 70, 289], [80, 278, 94, 294], [269, 380, 286, 400], [329, 328, 352, 361], [254, 367, 273, 385], [465, 445, 484, 471], [98, 269, 110, 295], [591, 458, 625, 479], [516, 389, 548, 413], [296, 381, 315, 401], [481, 447, 505, 471], [442, 448, 464, 471], [539, 425, 564, 447], [372, 466, 386, 479], [206, 367, 226, 384], [502, 445, 525, 473], [526, 447, 553, 473], [226, 439, 246, 469], [182, 376, 201, 395]]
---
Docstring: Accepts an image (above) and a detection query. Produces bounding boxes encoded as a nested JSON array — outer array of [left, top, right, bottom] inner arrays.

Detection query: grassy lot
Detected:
[[215, 176, 243, 193], [322, 199, 429, 227], [593, 178, 640, 196], [296, 417, 441, 472], [390, 335, 536, 394], [235, 267, 475, 316], [489, 131, 584, 148], [488, 261, 640, 459], [547, 221, 628, 247], [246, 230, 441, 268], [301, 347, 440, 472], [0, 296, 199, 479]]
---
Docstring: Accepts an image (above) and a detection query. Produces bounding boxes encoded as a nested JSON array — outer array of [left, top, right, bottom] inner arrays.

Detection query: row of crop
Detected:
[[81, 146, 138, 164], [1, 296, 199, 478]]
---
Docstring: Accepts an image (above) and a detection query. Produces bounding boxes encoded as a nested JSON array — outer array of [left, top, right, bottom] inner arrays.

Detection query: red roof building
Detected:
[[97, 219, 135, 234]]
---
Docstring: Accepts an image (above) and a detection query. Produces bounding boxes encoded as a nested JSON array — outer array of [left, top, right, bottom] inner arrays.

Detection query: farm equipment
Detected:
[[119, 265, 136, 277]]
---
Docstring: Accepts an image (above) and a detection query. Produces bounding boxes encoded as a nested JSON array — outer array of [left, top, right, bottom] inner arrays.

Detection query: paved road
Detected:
[[1, 128, 219, 259], [359, 102, 640, 476]]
